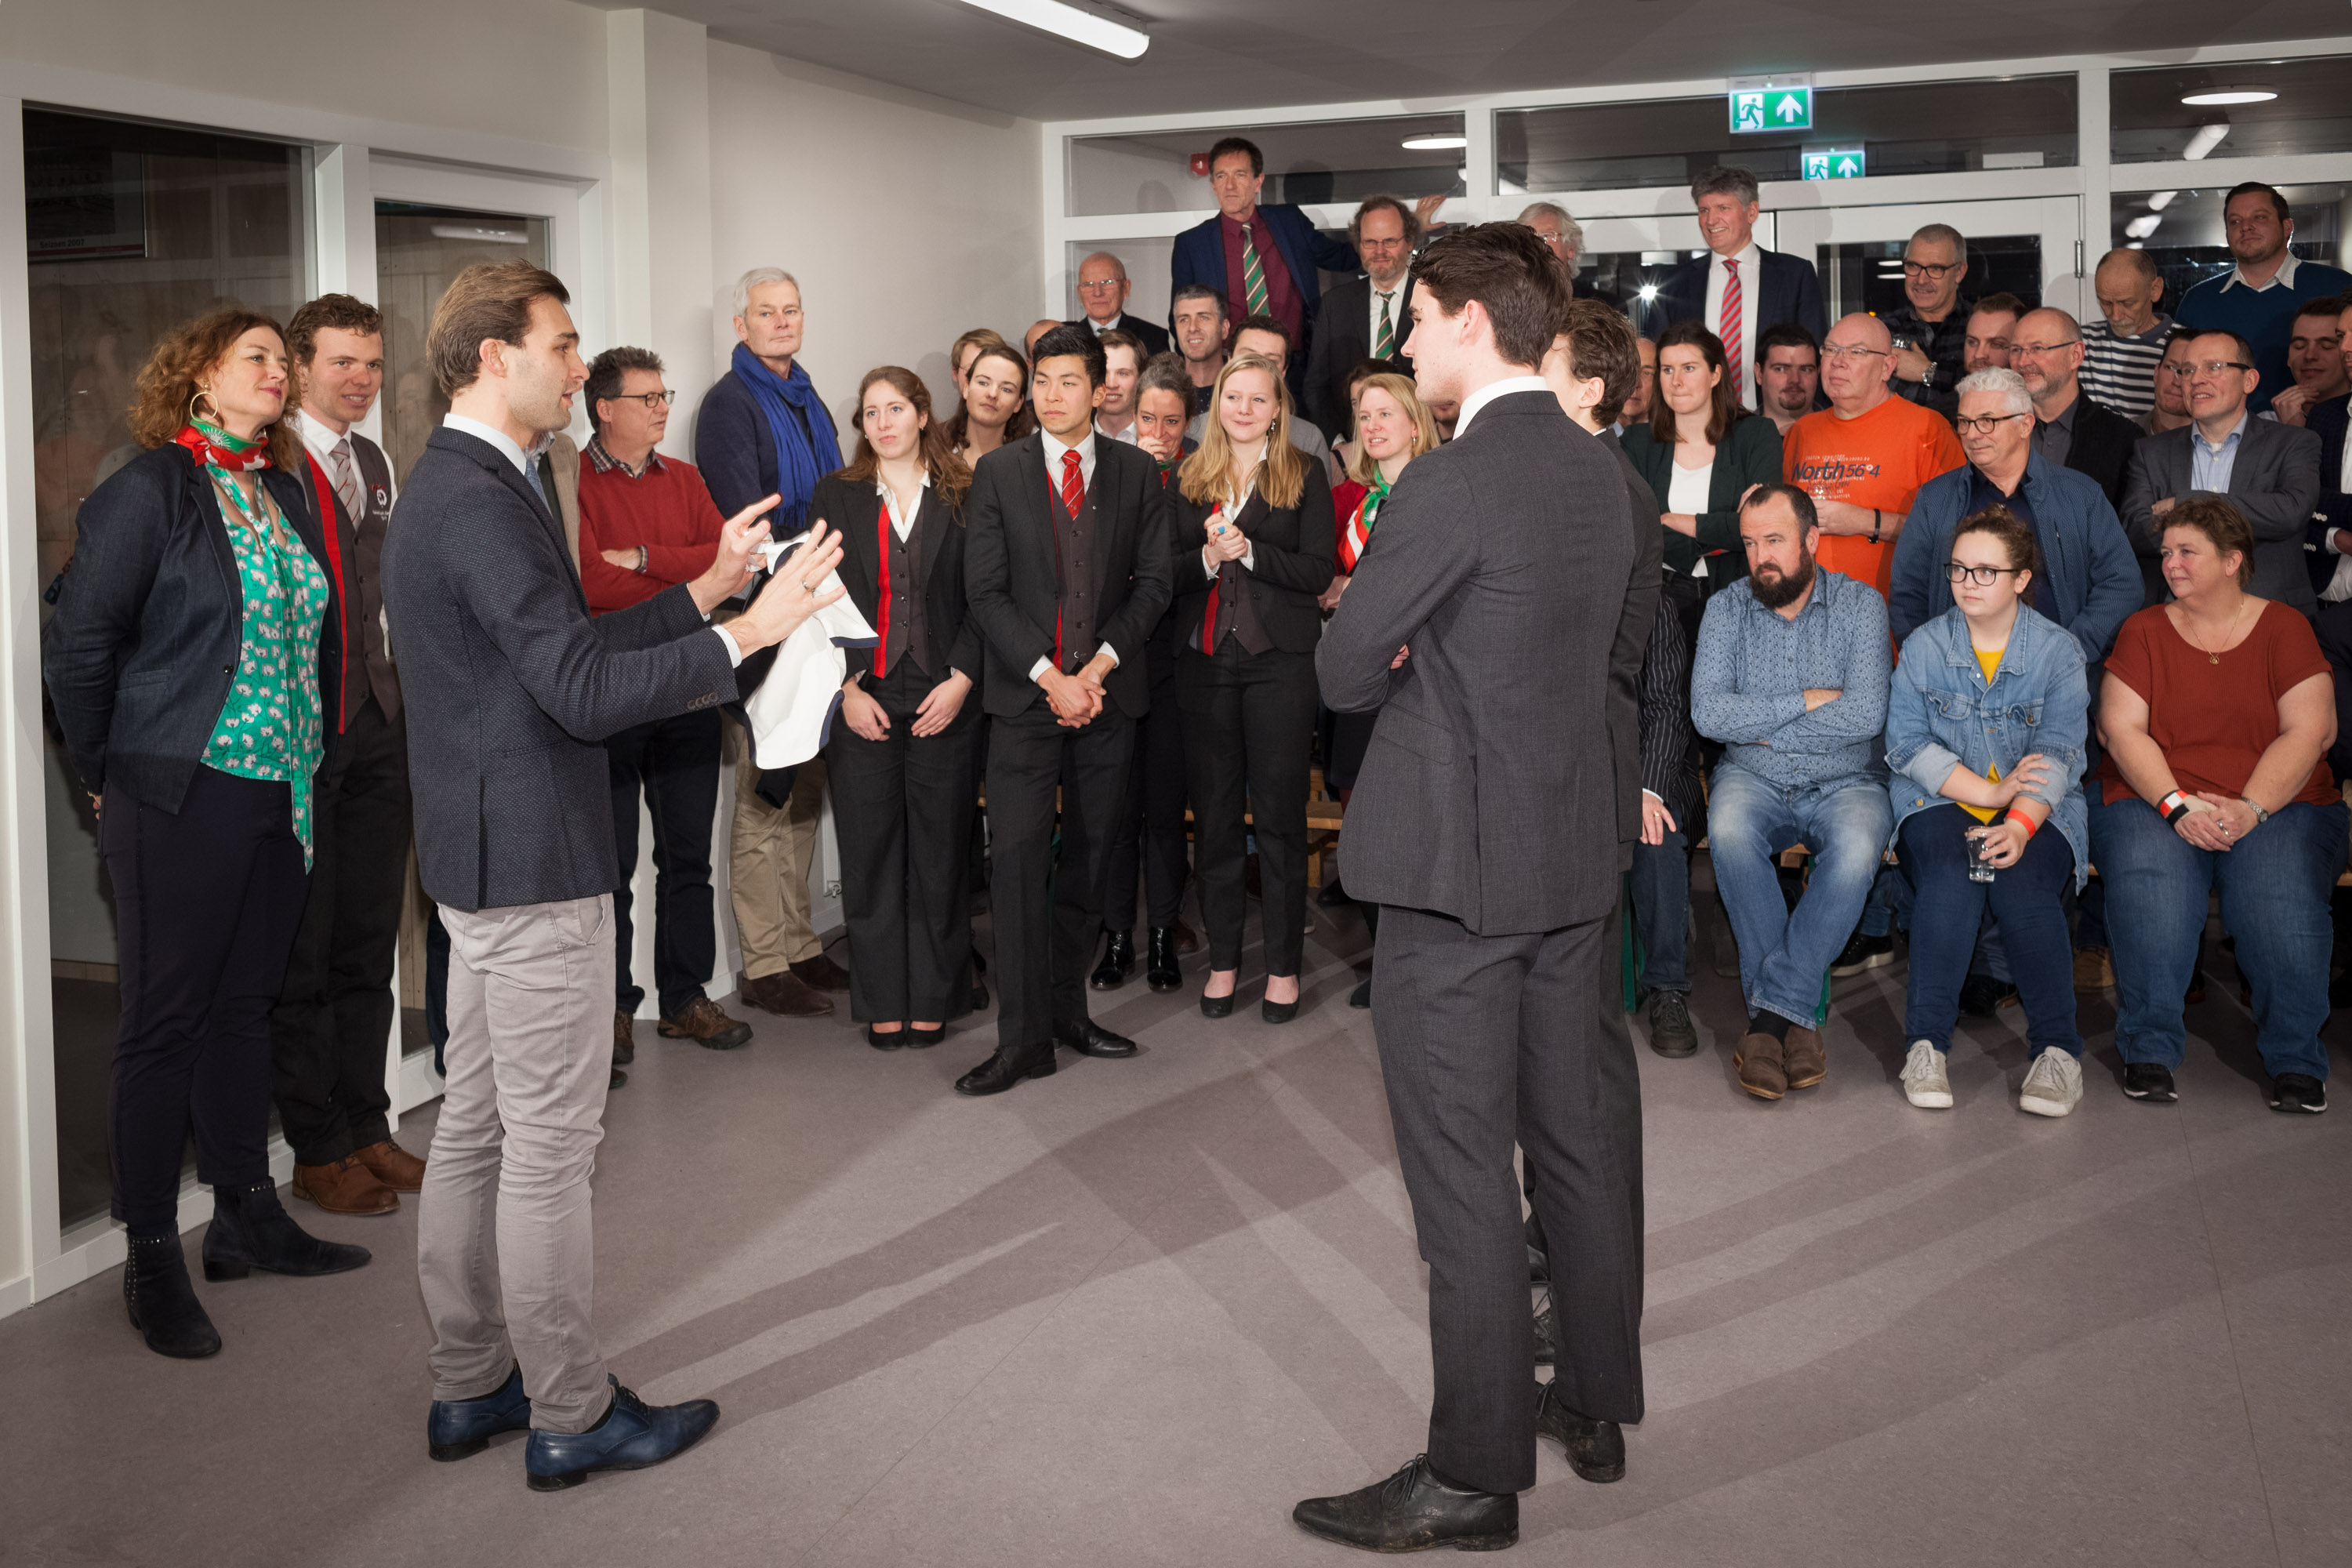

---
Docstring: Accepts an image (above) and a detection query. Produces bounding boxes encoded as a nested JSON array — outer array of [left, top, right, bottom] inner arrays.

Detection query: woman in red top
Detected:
[[2090, 498, 2344, 1112]]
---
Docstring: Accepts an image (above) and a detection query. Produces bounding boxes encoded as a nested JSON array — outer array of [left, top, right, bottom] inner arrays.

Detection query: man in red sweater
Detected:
[[579, 347, 769, 1058]]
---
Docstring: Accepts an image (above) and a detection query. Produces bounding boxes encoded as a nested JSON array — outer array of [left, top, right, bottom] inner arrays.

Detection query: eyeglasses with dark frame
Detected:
[[1954, 412, 2031, 435], [1902, 260, 1962, 281], [608, 389, 677, 409], [1944, 561, 2026, 586]]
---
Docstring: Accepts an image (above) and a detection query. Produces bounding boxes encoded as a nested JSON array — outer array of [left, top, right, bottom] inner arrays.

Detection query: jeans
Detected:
[[1707, 766, 1893, 1028], [2089, 794, 2346, 1082], [1628, 830, 1690, 993], [1896, 804, 2081, 1058]]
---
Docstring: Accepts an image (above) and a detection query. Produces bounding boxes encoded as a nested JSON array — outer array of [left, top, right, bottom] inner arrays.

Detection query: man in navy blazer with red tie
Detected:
[[1169, 136, 1359, 412], [1640, 166, 1827, 413]]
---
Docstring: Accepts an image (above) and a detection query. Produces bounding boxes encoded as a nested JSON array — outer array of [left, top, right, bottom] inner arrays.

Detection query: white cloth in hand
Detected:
[[741, 533, 877, 768]]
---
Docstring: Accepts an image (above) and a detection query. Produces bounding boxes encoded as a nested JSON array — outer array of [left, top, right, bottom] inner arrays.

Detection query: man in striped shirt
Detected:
[[2083, 248, 2172, 424]]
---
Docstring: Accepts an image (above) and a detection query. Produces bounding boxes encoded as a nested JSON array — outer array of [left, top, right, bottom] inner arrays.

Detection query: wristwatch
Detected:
[[2241, 797, 2270, 826]]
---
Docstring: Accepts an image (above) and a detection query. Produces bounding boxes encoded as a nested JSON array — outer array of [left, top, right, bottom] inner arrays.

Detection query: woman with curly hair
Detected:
[[43, 307, 368, 1359]]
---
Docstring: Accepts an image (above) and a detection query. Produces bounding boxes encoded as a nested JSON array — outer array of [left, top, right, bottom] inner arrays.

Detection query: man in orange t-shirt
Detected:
[[1783, 312, 1965, 597]]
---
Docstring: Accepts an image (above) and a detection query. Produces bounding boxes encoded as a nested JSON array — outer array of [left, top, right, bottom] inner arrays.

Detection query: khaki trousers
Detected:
[[728, 714, 826, 976], [416, 894, 614, 1434]]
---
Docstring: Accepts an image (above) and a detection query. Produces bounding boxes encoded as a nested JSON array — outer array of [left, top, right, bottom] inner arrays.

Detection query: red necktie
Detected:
[[1719, 257, 1744, 404], [1201, 506, 1226, 655], [1056, 449, 1084, 668]]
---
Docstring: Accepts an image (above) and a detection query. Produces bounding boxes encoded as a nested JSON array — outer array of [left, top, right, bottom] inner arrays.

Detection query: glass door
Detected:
[[1775, 196, 2085, 325], [373, 203, 551, 484]]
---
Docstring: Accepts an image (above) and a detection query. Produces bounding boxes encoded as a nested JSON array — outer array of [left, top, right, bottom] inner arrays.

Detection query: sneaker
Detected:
[[2270, 1073, 2328, 1115], [1646, 990, 1697, 1058], [2072, 947, 2114, 993], [1901, 1039, 1953, 1109], [1831, 929, 1895, 978], [2019, 1050, 2084, 1117], [2122, 1062, 2177, 1102]]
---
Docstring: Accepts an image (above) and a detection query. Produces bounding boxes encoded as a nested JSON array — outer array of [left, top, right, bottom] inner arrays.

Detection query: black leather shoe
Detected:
[[1200, 989, 1235, 1018], [905, 1024, 944, 1050], [954, 1043, 1056, 1097], [429, 1363, 531, 1461], [1535, 1378, 1624, 1483], [610, 1066, 628, 1091], [124, 1233, 220, 1359], [1316, 876, 1352, 909], [1146, 927, 1182, 993], [866, 1025, 906, 1051], [1090, 929, 1136, 990], [203, 1181, 370, 1281], [524, 1377, 718, 1491], [1349, 978, 1371, 1009], [1293, 1454, 1518, 1553], [1263, 995, 1299, 1025], [1054, 1019, 1138, 1058], [2270, 1072, 2328, 1114], [2122, 1062, 2178, 1102]]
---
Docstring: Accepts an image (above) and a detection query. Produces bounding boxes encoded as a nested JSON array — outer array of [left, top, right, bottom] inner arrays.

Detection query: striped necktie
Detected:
[[328, 437, 363, 521], [1241, 223, 1271, 316], [1374, 290, 1396, 358], [1719, 258, 1744, 404]]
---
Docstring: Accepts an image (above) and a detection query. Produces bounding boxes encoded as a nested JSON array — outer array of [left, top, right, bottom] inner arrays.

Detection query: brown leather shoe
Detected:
[[1783, 1027, 1827, 1091], [740, 971, 833, 1018], [1170, 920, 1201, 956], [612, 1010, 636, 1065], [1734, 1032, 1788, 1101], [352, 1139, 426, 1192], [789, 953, 851, 992], [659, 995, 755, 1050], [291, 1156, 398, 1215]]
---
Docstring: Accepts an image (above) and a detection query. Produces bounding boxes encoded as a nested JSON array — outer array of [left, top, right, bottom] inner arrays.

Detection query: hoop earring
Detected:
[[187, 387, 220, 427]]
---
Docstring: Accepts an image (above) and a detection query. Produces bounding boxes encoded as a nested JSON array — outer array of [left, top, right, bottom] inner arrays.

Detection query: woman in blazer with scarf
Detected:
[[818, 368, 985, 1047], [43, 308, 367, 1360], [1170, 350, 1336, 1023], [1618, 321, 1783, 622]]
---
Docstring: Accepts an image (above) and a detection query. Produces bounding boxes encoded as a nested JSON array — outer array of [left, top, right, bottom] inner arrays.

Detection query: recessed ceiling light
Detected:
[[2181, 88, 2277, 106], [2144, 190, 2178, 211], [2182, 123, 2233, 160], [1401, 135, 1468, 151], [953, 0, 1148, 59], [2125, 215, 2163, 239]]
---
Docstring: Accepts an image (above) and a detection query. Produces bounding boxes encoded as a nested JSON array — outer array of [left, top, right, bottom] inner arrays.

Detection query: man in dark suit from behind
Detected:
[[1295, 223, 1643, 1553], [387, 259, 834, 1492], [1642, 165, 1828, 414], [1305, 194, 1420, 439], [1066, 249, 1170, 358], [957, 324, 1174, 1097]]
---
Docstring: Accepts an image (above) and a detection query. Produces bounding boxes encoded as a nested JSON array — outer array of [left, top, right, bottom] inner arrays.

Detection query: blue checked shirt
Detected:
[[1692, 567, 1891, 791]]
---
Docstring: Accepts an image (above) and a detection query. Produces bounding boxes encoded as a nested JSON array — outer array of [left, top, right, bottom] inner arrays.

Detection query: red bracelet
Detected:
[[2005, 808, 2039, 838]]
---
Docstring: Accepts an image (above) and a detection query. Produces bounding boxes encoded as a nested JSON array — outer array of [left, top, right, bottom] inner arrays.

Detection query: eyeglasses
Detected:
[[1076, 278, 1124, 292], [1902, 260, 1961, 281], [610, 390, 676, 409], [2009, 339, 2080, 357], [1944, 562, 2024, 586], [1820, 344, 1887, 361], [1954, 412, 2030, 435], [2188, 360, 2254, 377], [2157, 361, 2194, 378]]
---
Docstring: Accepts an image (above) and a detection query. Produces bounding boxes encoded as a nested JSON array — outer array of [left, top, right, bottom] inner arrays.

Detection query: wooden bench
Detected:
[[1185, 766, 1348, 891]]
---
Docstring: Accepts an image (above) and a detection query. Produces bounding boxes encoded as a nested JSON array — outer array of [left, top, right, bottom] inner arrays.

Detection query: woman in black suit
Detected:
[[818, 367, 985, 1048], [1171, 349, 1337, 1022], [43, 307, 368, 1359], [1618, 320, 1782, 629]]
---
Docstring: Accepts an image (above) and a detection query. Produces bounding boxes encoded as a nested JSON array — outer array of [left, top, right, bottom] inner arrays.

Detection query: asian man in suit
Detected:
[[1304, 194, 1420, 440], [1067, 250, 1171, 358], [1641, 165, 1828, 413]]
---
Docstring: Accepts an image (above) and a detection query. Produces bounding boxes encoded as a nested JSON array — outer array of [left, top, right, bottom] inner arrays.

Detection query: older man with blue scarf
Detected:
[[697, 266, 852, 1018]]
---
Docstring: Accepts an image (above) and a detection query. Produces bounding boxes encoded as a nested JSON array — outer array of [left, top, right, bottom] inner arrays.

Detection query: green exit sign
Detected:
[[1729, 75, 1812, 134], [1802, 147, 1866, 180]]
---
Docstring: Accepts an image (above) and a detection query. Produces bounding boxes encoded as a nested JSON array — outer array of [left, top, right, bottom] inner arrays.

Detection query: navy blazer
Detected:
[[1303, 273, 1417, 439], [44, 444, 341, 814], [1065, 312, 1170, 359], [1642, 246, 1828, 350], [2302, 394, 2351, 597], [1169, 205, 1359, 401], [383, 426, 735, 912]]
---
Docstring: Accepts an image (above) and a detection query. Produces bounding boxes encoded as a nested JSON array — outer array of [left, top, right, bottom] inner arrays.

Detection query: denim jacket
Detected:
[[1885, 602, 2091, 888]]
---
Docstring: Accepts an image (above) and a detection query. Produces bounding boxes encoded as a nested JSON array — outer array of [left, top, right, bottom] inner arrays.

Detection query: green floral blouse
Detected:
[[198, 475, 328, 866]]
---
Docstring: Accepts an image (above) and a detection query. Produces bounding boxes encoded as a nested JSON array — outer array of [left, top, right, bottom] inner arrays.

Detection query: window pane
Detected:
[[27, 105, 310, 1232], [1069, 114, 1465, 218], [373, 203, 550, 485], [2111, 56, 2352, 164], [1497, 77, 2078, 194], [2109, 183, 2350, 312]]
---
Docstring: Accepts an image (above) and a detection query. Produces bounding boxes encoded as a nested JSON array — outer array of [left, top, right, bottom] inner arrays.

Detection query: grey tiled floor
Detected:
[[4, 895, 2347, 1567]]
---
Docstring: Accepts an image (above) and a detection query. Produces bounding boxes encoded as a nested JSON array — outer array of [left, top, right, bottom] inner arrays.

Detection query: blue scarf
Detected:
[[731, 342, 841, 533]]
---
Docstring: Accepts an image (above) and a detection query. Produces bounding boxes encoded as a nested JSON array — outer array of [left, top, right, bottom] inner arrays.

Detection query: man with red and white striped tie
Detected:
[[1640, 165, 1828, 412]]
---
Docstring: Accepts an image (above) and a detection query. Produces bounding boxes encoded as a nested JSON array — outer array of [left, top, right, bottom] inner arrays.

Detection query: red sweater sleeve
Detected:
[[641, 459, 725, 583]]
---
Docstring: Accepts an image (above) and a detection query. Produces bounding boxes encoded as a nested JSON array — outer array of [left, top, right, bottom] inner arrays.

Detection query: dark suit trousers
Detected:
[[1104, 644, 1189, 932], [1180, 639, 1318, 975], [827, 659, 982, 1022], [103, 765, 308, 1232], [1374, 903, 1646, 1494], [269, 697, 412, 1166], [986, 700, 1134, 1051], [607, 707, 723, 1017]]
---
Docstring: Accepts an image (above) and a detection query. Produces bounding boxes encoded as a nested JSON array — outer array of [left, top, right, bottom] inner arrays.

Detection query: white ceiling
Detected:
[[616, 0, 2352, 121]]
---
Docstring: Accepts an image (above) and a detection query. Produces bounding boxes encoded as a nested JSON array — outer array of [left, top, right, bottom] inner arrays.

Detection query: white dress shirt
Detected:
[[1454, 375, 1552, 438], [877, 469, 930, 541], [2220, 250, 2305, 296], [1029, 426, 1119, 682], [289, 408, 398, 506], [1366, 275, 1409, 359], [1701, 241, 1763, 410]]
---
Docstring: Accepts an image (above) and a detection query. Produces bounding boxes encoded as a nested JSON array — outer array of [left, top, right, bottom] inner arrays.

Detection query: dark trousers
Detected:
[[1178, 639, 1317, 975], [985, 700, 1134, 1051], [607, 707, 723, 1017], [268, 698, 411, 1166], [103, 765, 308, 1233], [1897, 804, 2082, 1059], [1374, 902, 1646, 1495], [1103, 645, 1189, 932], [826, 659, 982, 1022]]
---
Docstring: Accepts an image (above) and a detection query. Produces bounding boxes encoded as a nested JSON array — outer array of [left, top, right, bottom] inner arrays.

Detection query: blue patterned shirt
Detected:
[[1692, 566, 1891, 791]]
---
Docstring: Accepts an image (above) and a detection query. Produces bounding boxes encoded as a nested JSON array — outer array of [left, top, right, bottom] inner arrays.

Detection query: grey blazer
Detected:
[[2121, 415, 2322, 612], [1318, 390, 1636, 936], [383, 425, 735, 913]]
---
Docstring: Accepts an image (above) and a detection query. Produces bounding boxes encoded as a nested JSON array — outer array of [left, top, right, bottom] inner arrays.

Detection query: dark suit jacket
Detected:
[[2315, 597, 2352, 782], [2121, 413, 2324, 612], [1619, 413, 1780, 597], [1067, 312, 1170, 359], [383, 426, 735, 912], [1303, 273, 1416, 438], [1318, 391, 1635, 935], [811, 471, 984, 687], [1600, 431, 1667, 862], [964, 433, 1174, 720], [44, 444, 342, 813], [1169, 205, 1359, 404], [1642, 246, 1828, 349], [2054, 391, 2144, 513], [2302, 394, 2351, 597], [1169, 465, 1338, 655]]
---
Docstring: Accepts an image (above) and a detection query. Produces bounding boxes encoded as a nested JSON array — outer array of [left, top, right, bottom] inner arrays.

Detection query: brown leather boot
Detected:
[[612, 1009, 636, 1065], [659, 995, 755, 1050], [1782, 1027, 1827, 1091], [353, 1139, 426, 1192], [740, 971, 833, 1018], [1734, 1031, 1788, 1101], [789, 953, 851, 992], [291, 1156, 398, 1215]]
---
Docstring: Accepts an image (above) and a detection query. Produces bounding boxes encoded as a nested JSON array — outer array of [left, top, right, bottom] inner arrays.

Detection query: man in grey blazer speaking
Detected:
[[1296, 224, 1646, 1553], [384, 260, 841, 1493]]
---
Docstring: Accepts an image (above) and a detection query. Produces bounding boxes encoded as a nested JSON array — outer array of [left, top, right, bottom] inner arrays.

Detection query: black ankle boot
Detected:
[[1090, 929, 1135, 990], [124, 1232, 221, 1359], [1146, 927, 1181, 993], [204, 1181, 372, 1280]]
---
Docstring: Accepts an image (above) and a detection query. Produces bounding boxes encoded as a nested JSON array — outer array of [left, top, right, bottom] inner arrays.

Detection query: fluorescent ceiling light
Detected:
[[2125, 214, 2163, 239], [1401, 134, 1468, 151], [953, 0, 1149, 58], [2144, 190, 2178, 211], [430, 223, 528, 245], [2181, 88, 2277, 106], [2182, 122, 2232, 160]]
